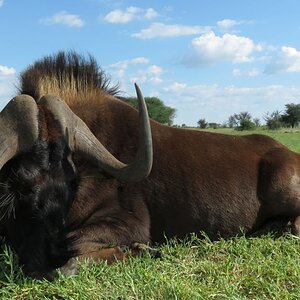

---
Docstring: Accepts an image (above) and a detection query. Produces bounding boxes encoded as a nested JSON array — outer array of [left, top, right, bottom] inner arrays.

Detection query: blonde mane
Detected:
[[19, 51, 119, 104]]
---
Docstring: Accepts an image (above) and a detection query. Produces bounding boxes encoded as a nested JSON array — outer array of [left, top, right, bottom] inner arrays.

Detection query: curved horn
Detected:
[[38, 84, 153, 182], [0, 95, 39, 169]]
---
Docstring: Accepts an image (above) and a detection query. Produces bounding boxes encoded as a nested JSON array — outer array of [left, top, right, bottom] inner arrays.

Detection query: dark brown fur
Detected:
[[20, 52, 300, 266], [0, 104, 78, 279]]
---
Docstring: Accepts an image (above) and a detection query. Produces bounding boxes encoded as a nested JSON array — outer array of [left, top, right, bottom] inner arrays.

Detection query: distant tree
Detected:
[[237, 119, 255, 131], [228, 112, 255, 131], [264, 111, 283, 130], [220, 122, 228, 128], [253, 118, 261, 127], [125, 97, 176, 126], [181, 124, 187, 128], [197, 118, 207, 129], [237, 112, 252, 122], [281, 103, 300, 128], [208, 122, 219, 129], [228, 115, 238, 128]]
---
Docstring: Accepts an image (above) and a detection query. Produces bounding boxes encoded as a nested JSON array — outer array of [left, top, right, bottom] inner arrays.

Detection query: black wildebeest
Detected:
[[1, 51, 300, 279]]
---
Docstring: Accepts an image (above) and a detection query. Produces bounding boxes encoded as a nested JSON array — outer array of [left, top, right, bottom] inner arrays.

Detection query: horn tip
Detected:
[[134, 82, 140, 92], [134, 83, 144, 101]]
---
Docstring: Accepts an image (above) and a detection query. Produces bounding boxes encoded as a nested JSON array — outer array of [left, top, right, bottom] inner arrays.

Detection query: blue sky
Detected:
[[1, 0, 300, 126]]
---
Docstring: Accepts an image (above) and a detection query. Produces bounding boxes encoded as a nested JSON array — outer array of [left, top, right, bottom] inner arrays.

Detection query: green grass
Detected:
[[2, 234, 300, 299], [2, 128, 300, 299], [199, 127, 300, 153]]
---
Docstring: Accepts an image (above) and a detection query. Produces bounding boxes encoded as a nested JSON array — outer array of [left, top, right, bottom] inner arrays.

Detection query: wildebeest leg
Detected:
[[59, 242, 161, 276], [291, 216, 300, 236], [127, 242, 162, 259], [76, 242, 161, 262], [259, 149, 300, 236], [253, 216, 300, 237], [59, 244, 127, 276], [59, 207, 153, 276], [79, 243, 127, 263], [249, 217, 291, 237]]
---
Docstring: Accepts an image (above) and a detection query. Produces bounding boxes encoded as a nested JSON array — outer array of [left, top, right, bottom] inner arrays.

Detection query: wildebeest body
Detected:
[[2, 51, 300, 278], [68, 97, 298, 247]]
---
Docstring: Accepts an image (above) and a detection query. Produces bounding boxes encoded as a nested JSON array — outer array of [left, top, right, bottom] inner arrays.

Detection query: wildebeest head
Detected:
[[0, 84, 152, 279], [0, 142, 78, 280], [0, 96, 78, 279]]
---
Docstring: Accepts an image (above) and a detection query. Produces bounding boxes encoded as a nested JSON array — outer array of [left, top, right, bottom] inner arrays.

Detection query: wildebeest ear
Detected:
[[0, 95, 39, 170]]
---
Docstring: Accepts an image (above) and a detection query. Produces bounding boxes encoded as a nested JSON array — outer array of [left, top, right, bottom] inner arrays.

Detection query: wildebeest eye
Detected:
[[2, 161, 43, 197]]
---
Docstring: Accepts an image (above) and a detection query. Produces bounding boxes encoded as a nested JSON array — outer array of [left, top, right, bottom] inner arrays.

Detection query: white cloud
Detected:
[[0, 80, 15, 99], [162, 81, 300, 125], [164, 82, 187, 93], [110, 57, 149, 69], [0, 70, 17, 109], [109, 57, 150, 78], [246, 69, 260, 77], [217, 19, 240, 30], [129, 57, 150, 65], [233, 68, 260, 77], [217, 19, 252, 31], [144, 8, 158, 20], [183, 31, 258, 67], [265, 46, 300, 74], [0, 65, 16, 76], [149, 77, 163, 84], [132, 22, 210, 39], [103, 7, 141, 23], [0, 0, 4, 8], [130, 65, 164, 85], [41, 11, 85, 27], [109, 57, 149, 76], [147, 65, 163, 75], [103, 6, 158, 23], [108, 57, 164, 91]]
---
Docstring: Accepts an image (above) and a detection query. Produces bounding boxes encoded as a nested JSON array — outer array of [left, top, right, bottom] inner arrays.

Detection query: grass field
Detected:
[[2, 128, 300, 300], [199, 127, 300, 153]]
